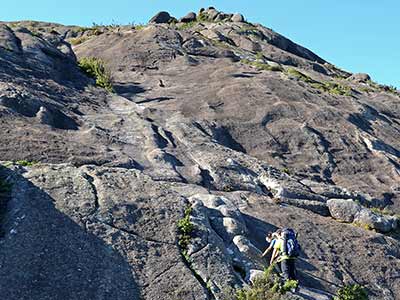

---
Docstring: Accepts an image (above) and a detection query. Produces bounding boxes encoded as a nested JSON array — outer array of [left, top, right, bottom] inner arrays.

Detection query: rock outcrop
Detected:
[[0, 7, 400, 300]]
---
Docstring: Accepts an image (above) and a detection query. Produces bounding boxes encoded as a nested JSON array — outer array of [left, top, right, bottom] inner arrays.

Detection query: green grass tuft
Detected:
[[334, 284, 368, 300], [78, 57, 114, 92]]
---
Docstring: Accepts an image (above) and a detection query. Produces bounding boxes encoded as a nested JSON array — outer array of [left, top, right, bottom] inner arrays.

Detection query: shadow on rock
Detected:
[[0, 166, 141, 300], [113, 82, 146, 101]]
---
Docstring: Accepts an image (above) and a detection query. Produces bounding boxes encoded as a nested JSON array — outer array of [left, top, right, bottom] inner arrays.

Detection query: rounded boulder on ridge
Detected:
[[149, 11, 173, 24]]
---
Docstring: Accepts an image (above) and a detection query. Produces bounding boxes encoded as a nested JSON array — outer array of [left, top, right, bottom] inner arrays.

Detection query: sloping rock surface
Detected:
[[0, 7, 400, 300]]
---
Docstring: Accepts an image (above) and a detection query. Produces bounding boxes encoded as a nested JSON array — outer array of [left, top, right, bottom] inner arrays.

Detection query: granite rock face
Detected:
[[0, 7, 400, 300]]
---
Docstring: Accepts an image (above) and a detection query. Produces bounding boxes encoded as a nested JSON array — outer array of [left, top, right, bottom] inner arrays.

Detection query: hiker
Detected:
[[270, 228, 299, 284], [261, 231, 282, 274]]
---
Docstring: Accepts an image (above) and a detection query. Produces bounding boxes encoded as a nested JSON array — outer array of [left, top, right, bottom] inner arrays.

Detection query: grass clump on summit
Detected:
[[78, 57, 114, 92]]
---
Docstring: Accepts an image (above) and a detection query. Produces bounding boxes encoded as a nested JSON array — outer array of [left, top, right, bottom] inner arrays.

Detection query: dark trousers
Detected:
[[281, 259, 296, 281]]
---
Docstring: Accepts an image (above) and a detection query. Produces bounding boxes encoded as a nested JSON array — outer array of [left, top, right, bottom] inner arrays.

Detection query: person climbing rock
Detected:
[[270, 228, 300, 291], [262, 231, 282, 275]]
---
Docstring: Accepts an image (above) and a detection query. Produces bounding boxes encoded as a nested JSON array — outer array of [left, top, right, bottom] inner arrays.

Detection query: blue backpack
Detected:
[[282, 228, 301, 258]]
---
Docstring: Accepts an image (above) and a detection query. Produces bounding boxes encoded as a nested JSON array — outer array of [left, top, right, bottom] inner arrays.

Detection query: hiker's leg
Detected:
[[273, 261, 282, 275], [280, 259, 290, 281], [288, 259, 296, 280]]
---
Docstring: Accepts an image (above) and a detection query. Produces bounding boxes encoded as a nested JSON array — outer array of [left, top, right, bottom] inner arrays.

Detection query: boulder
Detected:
[[215, 13, 231, 22], [231, 13, 245, 23], [179, 12, 197, 23], [327, 199, 362, 222], [348, 73, 371, 83], [354, 209, 397, 233], [206, 8, 219, 21], [149, 11, 172, 24], [248, 269, 264, 284], [327, 199, 398, 233], [232, 235, 265, 270]]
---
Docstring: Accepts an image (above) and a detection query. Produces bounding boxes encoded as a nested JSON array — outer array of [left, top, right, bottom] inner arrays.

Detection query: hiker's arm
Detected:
[[270, 248, 278, 265], [261, 245, 272, 257]]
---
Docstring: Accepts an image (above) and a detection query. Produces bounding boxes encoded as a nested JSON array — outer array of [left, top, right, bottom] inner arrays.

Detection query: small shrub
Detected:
[[353, 222, 374, 232], [235, 266, 294, 300], [223, 185, 235, 192], [78, 57, 114, 92], [369, 207, 395, 217], [281, 279, 299, 293], [134, 24, 146, 30], [238, 25, 261, 37], [255, 52, 264, 60], [76, 26, 91, 33], [382, 84, 398, 94], [334, 284, 368, 300], [197, 12, 210, 22], [175, 21, 198, 30], [323, 81, 352, 96], [359, 86, 374, 93], [177, 205, 194, 255], [15, 160, 36, 167]]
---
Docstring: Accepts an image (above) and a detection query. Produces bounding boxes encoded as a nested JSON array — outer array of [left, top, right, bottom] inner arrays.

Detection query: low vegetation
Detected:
[[2, 160, 36, 167], [235, 266, 298, 300], [353, 221, 375, 232], [334, 284, 368, 300], [365, 80, 399, 95], [69, 36, 89, 46], [133, 24, 147, 30], [175, 21, 198, 30], [236, 267, 368, 300], [175, 11, 233, 30], [177, 205, 194, 259], [241, 59, 283, 72], [286, 68, 352, 96], [15, 160, 36, 167], [78, 57, 114, 92]]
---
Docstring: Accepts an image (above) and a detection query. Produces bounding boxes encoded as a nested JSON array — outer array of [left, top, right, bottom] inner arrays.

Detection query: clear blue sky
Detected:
[[2, 0, 399, 87]]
